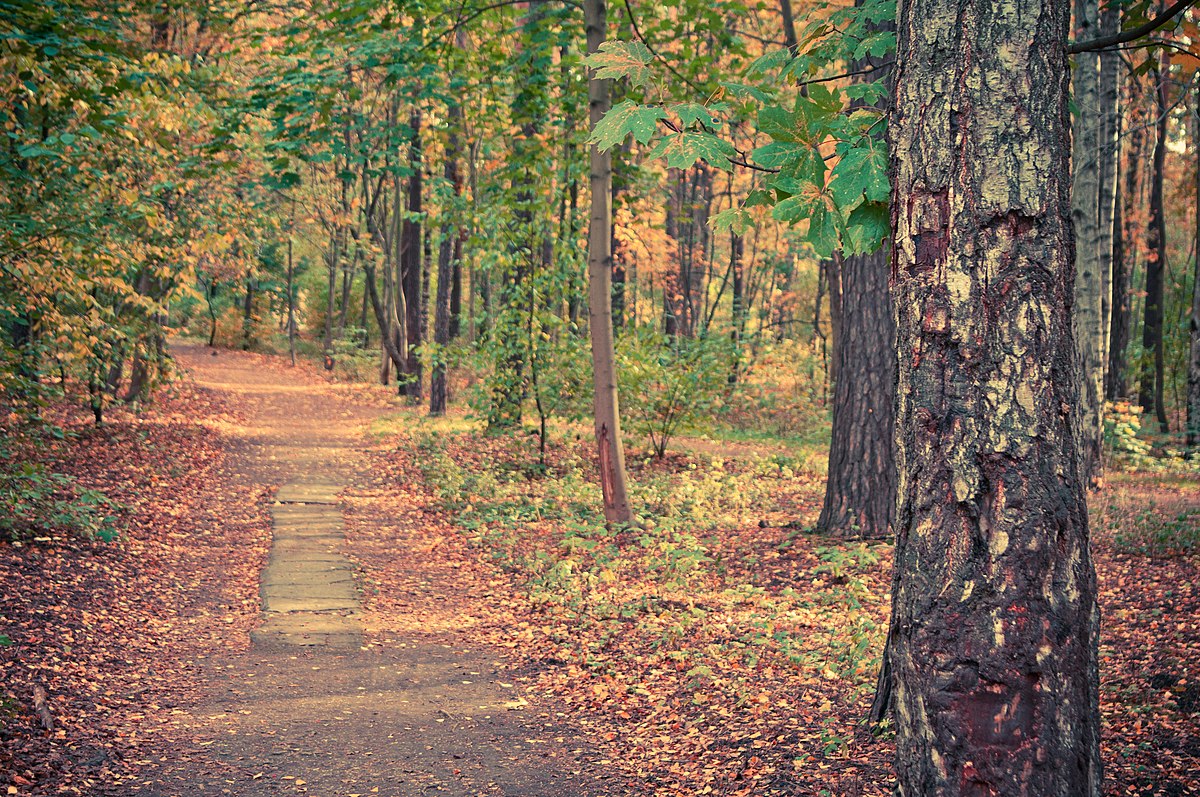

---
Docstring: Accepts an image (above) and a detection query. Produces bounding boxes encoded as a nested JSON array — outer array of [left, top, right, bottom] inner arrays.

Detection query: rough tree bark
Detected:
[[815, 246, 894, 539], [585, 0, 634, 526], [888, 2, 1101, 794]]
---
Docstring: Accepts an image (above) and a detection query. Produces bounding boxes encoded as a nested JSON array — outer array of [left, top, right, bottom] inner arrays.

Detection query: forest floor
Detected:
[[1, 344, 1198, 796]]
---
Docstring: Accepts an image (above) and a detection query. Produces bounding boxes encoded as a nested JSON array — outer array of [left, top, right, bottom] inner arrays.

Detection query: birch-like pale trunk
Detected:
[[889, 1, 1100, 793], [585, 0, 633, 526], [1071, 0, 1111, 486]]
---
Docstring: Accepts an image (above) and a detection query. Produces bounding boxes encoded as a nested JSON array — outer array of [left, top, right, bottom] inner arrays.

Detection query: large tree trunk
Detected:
[[815, 247, 894, 539], [888, 2, 1101, 795], [1140, 58, 1170, 433], [1071, 0, 1113, 486], [585, 0, 634, 526]]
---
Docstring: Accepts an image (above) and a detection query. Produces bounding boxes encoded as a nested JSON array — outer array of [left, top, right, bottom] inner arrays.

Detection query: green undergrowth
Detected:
[[0, 432, 119, 543], [413, 430, 889, 710]]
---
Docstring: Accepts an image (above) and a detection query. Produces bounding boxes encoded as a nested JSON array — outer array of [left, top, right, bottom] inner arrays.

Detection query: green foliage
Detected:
[[1110, 506, 1200, 558], [617, 328, 733, 457], [586, 0, 895, 257], [586, 40, 655, 87], [0, 444, 118, 542]]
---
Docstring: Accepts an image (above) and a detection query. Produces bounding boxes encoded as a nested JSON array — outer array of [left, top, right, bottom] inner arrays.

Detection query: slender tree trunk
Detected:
[[449, 245, 463, 340], [586, 0, 634, 526], [728, 229, 744, 385], [401, 109, 424, 399], [825, 254, 842, 388], [1109, 77, 1143, 401], [1141, 57, 1170, 432], [241, 275, 254, 351], [323, 225, 339, 359], [778, 0, 798, 54], [206, 279, 218, 347], [1189, 97, 1200, 447], [888, 3, 1100, 794], [1097, 3, 1120, 386], [287, 217, 297, 367], [431, 106, 464, 417], [1071, 0, 1112, 486]]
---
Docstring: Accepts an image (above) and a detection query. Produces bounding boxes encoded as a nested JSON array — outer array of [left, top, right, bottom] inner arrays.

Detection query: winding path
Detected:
[[131, 346, 615, 797]]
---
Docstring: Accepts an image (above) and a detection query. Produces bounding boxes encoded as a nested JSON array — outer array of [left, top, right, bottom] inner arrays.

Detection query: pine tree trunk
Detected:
[[728, 229, 744, 385], [815, 247, 894, 539], [585, 0, 634, 526], [889, 3, 1101, 794]]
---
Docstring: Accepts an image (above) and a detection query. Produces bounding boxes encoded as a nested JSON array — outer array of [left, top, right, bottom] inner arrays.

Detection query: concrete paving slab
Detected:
[[263, 595, 360, 612], [275, 482, 342, 504]]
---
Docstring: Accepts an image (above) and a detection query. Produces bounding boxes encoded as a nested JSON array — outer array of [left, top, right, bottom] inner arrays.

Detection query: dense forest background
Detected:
[[2, 0, 1198, 465]]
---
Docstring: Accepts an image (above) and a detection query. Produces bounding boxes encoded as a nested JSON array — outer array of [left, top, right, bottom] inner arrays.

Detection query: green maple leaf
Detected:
[[584, 40, 655, 88], [590, 100, 667, 150]]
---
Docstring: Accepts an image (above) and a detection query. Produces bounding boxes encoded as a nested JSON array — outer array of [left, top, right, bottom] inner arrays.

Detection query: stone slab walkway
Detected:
[[252, 481, 363, 649]]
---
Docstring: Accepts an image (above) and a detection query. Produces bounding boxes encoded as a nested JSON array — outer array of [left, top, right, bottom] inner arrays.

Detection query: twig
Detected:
[[1068, 0, 1196, 54]]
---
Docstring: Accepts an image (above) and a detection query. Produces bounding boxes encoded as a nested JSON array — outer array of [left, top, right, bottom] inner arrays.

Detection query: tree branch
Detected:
[[1068, 0, 1195, 54]]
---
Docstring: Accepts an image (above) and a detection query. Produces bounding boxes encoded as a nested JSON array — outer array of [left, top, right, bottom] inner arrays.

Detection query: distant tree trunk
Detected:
[[1189, 98, 1200, 447], [401, 109, 424, 399], [1071, 0, 1111, 485], [241, 274, 255, 351], [778, 0, 798, 54], [1109, 77, 1144, 401], [663, 182, 681, 336], [1140, 58, 1170, 432], [205, 278, 218, 347], [323, 226, 339, 358], [1097, 2, 1119, 381], [888, 2, 1101, 794], [286, 222, 297, 367], [728, 229, 745, 385], [489, 0, 550, 428], [825, 254, 842, 388], [431, 106, 464, 417], [449, 246, 463, 340], [586, 0, 634, 526]]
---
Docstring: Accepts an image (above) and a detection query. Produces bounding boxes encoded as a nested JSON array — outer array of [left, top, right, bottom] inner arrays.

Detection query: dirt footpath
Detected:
[[128, 346, 623, 797]]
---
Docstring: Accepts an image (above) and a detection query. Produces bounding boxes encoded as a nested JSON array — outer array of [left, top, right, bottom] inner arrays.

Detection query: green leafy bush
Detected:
[[0, 453, 118, 542], [617, 328, 733, 456]]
